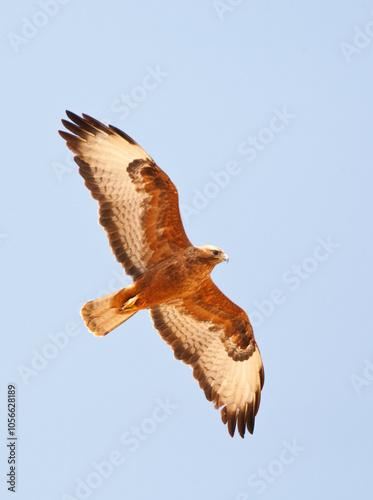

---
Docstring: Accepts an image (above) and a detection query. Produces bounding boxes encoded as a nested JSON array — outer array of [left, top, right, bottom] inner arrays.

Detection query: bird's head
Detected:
[[197, 245, 229, 265]]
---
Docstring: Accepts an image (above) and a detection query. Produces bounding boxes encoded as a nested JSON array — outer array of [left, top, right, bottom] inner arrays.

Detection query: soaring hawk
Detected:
[[59, 111, 264, 438]]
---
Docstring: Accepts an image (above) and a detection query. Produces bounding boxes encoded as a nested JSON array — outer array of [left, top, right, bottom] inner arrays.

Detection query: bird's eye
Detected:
[[212, 250, 219, 256]]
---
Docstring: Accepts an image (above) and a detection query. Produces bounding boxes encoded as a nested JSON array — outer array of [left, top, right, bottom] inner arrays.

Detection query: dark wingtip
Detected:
[[65, 110, 82, 122], [260, 365, 265, 388], [228, 416, 237, 438], [58, 130, 73, 141], [81, 113, 110, 133], [109, 124, 137, 144]]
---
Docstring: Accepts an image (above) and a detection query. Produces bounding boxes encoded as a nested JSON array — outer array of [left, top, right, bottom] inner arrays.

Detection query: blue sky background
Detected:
[[1, 1, 373, 499]]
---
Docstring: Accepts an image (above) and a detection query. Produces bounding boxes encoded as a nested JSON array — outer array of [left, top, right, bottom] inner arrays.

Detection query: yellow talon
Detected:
[[120, 295, 139, 312]]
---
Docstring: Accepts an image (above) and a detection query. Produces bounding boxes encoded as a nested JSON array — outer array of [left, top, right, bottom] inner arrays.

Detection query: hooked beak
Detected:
[[222, 253, 229, 263]]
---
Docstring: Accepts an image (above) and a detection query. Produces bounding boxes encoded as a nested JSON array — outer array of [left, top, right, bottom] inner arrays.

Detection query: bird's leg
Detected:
[[119, 295, 139, 312]]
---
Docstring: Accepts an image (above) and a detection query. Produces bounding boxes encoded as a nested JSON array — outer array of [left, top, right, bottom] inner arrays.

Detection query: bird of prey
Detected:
[[59, 111, 264, 438]]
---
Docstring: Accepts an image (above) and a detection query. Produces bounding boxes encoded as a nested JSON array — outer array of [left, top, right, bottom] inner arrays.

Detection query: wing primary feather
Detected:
[[65, 110, 84, 123], [64, 112, 101, 136], [246, 402, 255, 435], [81, 113, 112, 133], [58, 131, 85, 150], [61, 119, 93, 139], [108, 125, 138, 144], [237, 406, 247, 438], [227, 411, 237, 437], [254, 391, 261, 416], [259, 365, 265, 388], [65, 111, 108, 134]]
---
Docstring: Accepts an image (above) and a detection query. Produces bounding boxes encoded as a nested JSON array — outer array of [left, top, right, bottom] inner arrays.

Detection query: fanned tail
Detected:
[[81, 289, 138, 337]]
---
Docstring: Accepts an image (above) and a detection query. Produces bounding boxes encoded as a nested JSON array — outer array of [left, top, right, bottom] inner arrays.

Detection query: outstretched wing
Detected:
[[150, 278, 264, 438], [59, 111, 191, 280]]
